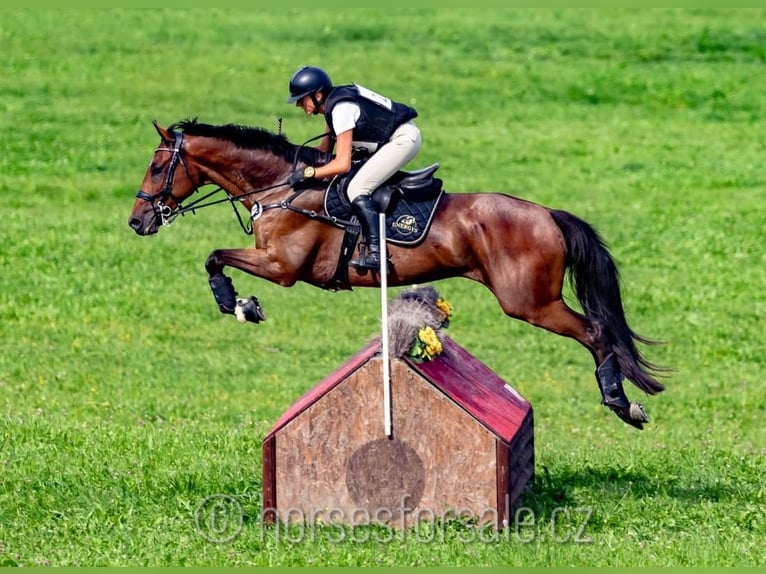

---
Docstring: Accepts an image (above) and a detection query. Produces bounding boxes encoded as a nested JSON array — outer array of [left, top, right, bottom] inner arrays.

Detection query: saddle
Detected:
[[324, 161, 444, 245], [321, 158, 445, 290]]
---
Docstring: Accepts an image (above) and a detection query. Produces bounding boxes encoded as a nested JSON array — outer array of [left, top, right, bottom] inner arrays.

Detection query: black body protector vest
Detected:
[[323, 84, 418, 149]]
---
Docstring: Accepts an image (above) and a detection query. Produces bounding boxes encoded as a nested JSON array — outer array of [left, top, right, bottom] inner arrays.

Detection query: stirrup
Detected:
[[351, 253, 381, 271], [350, 246, 385, 271]]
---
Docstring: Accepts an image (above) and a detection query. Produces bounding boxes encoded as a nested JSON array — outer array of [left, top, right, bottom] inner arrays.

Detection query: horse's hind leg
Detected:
[[504, 297, 648, 429], [593, 351, 648, 429]]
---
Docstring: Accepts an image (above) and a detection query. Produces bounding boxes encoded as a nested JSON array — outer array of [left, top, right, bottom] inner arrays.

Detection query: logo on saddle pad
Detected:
[[392, 215, 419, 236]]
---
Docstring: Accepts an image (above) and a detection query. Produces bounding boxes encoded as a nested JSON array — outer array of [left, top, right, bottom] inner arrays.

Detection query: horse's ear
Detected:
[[152, 119, 171, 142]]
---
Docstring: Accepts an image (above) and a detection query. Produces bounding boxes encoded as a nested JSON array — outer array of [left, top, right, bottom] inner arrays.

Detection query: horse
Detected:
[[128, 119, 666, 429]]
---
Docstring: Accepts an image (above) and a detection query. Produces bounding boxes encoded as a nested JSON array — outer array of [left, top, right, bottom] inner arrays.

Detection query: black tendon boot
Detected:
[[595, 353, 630, 410], [350, 194, 383, 271]]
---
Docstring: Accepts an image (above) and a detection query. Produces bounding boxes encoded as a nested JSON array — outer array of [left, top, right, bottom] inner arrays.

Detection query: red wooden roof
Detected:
[[265, 336, 531, 443], [406, 336, 531, 443]]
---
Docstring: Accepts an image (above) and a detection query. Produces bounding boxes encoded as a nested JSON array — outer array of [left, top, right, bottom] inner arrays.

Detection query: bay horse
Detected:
[[128, 119, 665, 429]]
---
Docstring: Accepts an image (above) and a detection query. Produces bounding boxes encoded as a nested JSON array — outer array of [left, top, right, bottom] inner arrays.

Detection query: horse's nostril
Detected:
[[128, 217, 143, 232]]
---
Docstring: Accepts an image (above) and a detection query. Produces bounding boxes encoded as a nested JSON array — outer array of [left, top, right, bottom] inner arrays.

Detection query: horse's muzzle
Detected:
[[128, 212, 159, 236]]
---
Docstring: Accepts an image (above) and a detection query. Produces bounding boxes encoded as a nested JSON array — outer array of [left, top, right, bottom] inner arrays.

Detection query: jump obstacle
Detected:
[[263, 217, 533, 528], [262, 291, 535, 528]]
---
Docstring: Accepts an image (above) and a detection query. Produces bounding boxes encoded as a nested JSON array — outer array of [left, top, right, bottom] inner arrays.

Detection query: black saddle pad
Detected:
[[324, 179, 444, 246]]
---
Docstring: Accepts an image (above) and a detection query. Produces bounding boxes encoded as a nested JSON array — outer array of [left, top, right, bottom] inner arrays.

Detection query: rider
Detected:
[[285, 65, 421, 271]]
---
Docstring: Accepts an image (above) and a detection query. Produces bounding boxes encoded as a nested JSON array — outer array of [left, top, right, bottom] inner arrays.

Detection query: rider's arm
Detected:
[[313, 130, 352, 179], [316, 126, 334, 154]]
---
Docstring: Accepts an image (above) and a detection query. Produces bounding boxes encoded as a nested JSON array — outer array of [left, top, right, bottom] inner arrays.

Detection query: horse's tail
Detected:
[[548, 209, 666, 395]]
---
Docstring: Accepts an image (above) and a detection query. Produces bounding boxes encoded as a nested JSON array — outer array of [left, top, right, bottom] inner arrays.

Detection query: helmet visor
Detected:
[[286, 90, 312, 104]]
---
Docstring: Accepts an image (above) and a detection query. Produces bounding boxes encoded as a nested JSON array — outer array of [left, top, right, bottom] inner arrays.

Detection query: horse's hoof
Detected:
[[629, 402, 649, 423], [610, 402, 648, 430], [235, 296, 266, 324], [625, 418, 645, 431]]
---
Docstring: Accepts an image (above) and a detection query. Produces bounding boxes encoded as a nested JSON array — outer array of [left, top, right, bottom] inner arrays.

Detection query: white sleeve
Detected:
[[331, 102, 361, 135]]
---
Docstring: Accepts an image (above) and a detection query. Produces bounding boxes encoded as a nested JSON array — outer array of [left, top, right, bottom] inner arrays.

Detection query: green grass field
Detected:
[[1, 8, 764, 567]]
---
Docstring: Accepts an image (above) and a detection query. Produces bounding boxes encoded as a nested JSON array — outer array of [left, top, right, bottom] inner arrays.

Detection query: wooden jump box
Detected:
[[262, 336, 534, 528]]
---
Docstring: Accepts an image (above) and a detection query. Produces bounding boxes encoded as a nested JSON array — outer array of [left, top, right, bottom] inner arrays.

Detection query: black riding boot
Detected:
[[350, 194, 383, 271]]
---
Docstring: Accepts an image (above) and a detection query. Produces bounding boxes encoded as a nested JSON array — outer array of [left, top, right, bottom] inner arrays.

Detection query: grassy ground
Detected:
[[0, 8, 764, 566]]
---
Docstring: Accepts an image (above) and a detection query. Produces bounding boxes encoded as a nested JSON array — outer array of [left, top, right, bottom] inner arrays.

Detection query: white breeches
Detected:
[[346, 122, 422, 201]]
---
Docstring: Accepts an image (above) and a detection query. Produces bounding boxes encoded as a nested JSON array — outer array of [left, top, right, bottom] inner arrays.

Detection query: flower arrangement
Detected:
[[409, 326, 444, 361], [385, 285, 453, 362]]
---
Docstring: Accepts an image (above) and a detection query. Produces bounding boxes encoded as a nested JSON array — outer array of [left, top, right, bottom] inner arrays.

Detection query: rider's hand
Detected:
[[288, 166, 315, 187]]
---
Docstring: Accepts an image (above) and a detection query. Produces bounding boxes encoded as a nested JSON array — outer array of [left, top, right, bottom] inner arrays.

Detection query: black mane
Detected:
[[168, 118, 329, 166]]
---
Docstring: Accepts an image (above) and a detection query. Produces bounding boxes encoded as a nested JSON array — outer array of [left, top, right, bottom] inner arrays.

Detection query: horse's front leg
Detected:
[[205, 247, 297, 325]]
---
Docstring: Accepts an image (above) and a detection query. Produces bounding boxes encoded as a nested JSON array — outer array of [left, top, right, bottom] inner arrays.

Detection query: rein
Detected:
[[138, 130, 353, 236], [174, 183, 352, 236]]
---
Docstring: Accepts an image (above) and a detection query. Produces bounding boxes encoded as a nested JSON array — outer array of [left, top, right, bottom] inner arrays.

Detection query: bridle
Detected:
[[135, 131, 194, 227], [135, 130, 353, 235]]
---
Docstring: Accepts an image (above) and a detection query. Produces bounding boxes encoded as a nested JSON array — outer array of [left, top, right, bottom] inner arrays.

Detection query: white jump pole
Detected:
[[379, 211, 392, 438]]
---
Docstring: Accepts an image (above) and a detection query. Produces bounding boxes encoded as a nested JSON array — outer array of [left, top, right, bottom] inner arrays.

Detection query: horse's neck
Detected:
[[192, 136, 328, 205], [201, 148, 288, 200]]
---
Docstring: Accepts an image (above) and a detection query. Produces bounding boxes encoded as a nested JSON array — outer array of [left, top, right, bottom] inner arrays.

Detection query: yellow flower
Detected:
[[435, 297, 453, 328], [417, 326, 443, 359], [404, 292, 453, 361], [436, 298, 453, 318]]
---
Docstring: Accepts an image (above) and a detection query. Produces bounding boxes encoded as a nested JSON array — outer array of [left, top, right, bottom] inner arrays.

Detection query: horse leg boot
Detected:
[[208, 273, 265, 323], [596, 353, 648, 429], [350, 194, 384, 271], [208, 273, 237, 315]]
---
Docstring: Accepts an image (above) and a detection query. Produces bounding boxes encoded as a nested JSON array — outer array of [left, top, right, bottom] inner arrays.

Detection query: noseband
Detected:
[[135, 131, 194, 226]]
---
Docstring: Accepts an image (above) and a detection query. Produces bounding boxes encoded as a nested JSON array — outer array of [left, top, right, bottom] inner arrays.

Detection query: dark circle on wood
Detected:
[[345, 438, 425, 519]]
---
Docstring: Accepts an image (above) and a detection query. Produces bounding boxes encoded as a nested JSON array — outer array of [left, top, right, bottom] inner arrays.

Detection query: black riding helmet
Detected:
[[286, 66, 333, 106]]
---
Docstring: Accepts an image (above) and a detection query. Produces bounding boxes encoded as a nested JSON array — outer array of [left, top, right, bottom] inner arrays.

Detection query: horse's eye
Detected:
[[150, 163, 164, 177]]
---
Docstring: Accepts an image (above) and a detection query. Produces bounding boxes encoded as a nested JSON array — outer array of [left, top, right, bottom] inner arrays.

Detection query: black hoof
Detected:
[[235, 296, 266, 324], [611, 402, 649, 430]]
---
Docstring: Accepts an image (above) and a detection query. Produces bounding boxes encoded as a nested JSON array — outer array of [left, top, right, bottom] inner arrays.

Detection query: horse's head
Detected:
[[128, 121, 200, 236], [129, 118, 334, 236]]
